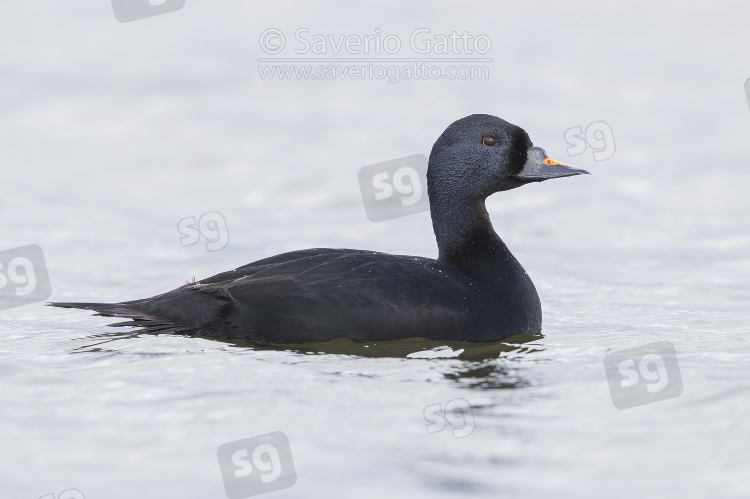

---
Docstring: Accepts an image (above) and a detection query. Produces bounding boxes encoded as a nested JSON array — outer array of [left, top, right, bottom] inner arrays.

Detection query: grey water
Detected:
[[2, 2, 750, 498]]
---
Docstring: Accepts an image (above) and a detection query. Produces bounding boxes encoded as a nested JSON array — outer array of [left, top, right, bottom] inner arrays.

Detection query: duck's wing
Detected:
[[194, 248, 350, 285], [203, 249, 482, 342], [50, 248, 481, 342]]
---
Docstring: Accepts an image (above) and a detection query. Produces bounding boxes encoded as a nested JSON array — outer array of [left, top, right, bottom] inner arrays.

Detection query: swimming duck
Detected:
[[51, 114, 588, 343]]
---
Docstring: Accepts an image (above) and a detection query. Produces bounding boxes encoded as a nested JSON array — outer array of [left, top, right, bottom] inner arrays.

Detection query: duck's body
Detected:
[[51, 114, 587, 343], [54, 246, 540, 343]]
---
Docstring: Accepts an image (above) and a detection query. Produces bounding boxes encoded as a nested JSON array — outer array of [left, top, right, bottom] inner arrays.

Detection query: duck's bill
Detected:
[[516, 146, 590, 181]]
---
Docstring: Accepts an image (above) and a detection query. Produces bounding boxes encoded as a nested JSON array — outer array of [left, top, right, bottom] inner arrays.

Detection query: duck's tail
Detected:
[[50, 301, 142, 318], [48, 300, 196, 333]]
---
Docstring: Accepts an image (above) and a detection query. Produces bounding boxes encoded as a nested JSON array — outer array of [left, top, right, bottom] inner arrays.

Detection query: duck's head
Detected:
[[428, 114, 589, 200]]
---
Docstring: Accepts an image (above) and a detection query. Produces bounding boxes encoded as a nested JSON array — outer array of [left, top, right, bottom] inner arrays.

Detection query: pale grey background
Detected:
[[1, 2, 750, 498]]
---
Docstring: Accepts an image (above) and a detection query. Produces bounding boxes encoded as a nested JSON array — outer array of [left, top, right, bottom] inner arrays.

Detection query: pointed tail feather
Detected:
[[48, 287, 230, 335], [48, 301, 186, 332], [49, 301, 154, 320]]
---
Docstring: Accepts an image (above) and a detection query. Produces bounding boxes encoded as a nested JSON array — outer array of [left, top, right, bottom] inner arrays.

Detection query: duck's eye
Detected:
[[482, 137, 498, 146]]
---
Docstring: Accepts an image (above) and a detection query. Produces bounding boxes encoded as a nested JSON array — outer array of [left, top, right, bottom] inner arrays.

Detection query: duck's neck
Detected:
[[430, 194, 512, 266]]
